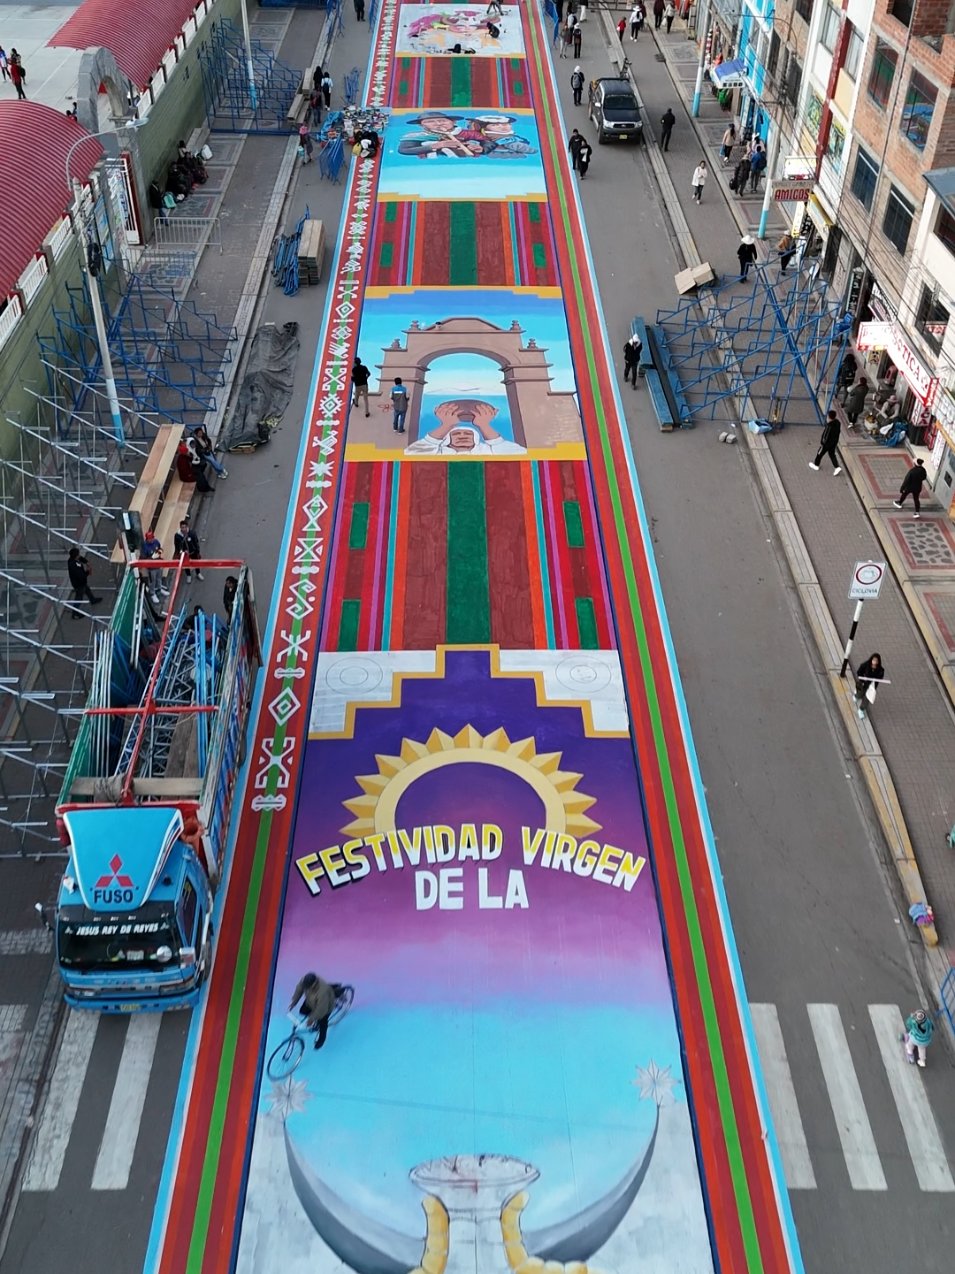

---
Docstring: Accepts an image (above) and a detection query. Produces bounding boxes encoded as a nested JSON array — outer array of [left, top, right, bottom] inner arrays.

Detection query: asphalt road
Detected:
[[4, 18, 955, 1274]]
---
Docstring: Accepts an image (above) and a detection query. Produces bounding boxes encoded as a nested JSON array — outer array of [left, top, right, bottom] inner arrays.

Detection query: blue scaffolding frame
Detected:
[[198, 18, 302, 134], [655, 265, 853, 425]]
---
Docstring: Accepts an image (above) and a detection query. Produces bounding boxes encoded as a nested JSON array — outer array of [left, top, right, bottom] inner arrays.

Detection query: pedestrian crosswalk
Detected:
[[754, 1001, 954, 1193], [11, 1001, 955, 1195]]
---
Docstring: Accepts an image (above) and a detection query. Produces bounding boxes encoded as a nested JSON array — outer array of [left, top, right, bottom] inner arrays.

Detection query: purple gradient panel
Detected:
[[275, 651, 671, 1011]]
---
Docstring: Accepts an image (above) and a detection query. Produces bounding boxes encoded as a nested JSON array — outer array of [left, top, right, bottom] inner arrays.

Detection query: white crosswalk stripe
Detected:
[[868, 1005, 955, 1193], [750, 1004, 816, 1188], [807, 1003, 887, 1189], [92, 1013, 162, 1190], [22, 1009, 99, 1192]]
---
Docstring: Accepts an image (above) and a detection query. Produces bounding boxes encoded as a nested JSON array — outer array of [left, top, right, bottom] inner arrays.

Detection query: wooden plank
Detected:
[[111, 426, 183, 562], [154, 479, 195, 551]]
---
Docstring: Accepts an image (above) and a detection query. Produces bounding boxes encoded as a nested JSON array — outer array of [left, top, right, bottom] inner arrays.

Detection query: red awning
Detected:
[[0, 103, 103, 300], [49, 0, 200, 90]]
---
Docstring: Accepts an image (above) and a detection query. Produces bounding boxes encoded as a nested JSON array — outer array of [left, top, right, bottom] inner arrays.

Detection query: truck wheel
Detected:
[[598, 132, 608, 144]]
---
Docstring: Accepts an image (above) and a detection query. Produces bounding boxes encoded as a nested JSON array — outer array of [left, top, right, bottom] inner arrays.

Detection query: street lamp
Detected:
[[64, 120, 145, 449]]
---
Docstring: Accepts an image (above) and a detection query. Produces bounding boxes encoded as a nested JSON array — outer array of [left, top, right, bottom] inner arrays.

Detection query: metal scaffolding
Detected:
[[198, 17, 302, 134], [655, 264, 854, 425]]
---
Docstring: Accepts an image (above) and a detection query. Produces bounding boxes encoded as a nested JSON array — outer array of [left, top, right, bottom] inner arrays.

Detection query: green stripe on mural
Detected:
[[380, 242, 394, 269], [451, 57, 471, 106], [349, 502, 370, 549], [528, 203, 541, 223], [384, 201, 398, 223], [524, 11, 764, 1273], [449, 203, 478, 285], [446, 463, 490, 642], [563, 500, 584, 548], [575, 597, 599, 649], [337, 599, 362, 651]]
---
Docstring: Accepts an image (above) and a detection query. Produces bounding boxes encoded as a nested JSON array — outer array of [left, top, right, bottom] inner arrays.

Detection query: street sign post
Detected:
[[842, 561, 887, 675]]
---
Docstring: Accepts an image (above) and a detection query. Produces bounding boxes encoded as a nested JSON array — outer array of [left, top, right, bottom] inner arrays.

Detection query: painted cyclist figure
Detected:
[[289, 972, 345, 1050], [904, 1008, 934, 1068]]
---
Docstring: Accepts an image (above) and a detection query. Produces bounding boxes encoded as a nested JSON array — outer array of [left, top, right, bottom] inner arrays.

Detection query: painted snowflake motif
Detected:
[[309, 460, 334, 479], [266, 1078, 311, 1122], [632, 1060, 682, 1107]]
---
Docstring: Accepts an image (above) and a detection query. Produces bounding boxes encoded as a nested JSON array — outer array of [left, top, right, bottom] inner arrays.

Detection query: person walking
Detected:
[[623, 333, 643, 388], [310, 88, 323, 128], [572, 21, 582, 58], [653, 0, 665, 27], [391, 377, 409, 433], [299, 124, 314, 164], [320, 69, 333, 108], [617, 15, 627, 38], [777, 232, 796, 274], [9, 53, 25, 100], [140, 530, 169, 603], [351, 356, 371, 416], [854, 652, 884, 719], [659, 107, 675, 152], [749, 144, 766, 192], [577, 136, 593, 179], [808, 410, 842, 474], [67, 547, 102, 614], [843, 376, 869, 426], [354, 0, 365, 18], [664, 0, 676, 31], [731, 154, 750, 195], [568, 127, 583, 170], [720, 123, 735, 165], [904, 1009, 934, 1068], [0, 48, 9, 81], [894, 457, 929, 518], [630, 3, 644, 39], [174, 520, 203, 580], [737, 235, 757, 281], [223, 575, 238, 621], [691, 159, 707, 204], [571, 65, 585, 106]]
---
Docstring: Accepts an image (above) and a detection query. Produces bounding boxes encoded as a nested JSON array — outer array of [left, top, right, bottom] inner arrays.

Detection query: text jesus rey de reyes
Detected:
[[294, 824, 647, 909]]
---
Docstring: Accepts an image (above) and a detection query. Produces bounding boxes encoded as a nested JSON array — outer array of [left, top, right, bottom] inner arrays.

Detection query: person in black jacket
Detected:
[[737, 235, 757, 281], [623, 334, 642, 388], [223, 575, 238, 621], [67, 547, 101, 613], [808, 410, 842, 474], [351, 356, 371, 417], [659, 107, 675, 152], [174, 520, 203, 580], [854, 652, 884, 719], [894, 457, 928, 518], [843, 377, 869, 425]]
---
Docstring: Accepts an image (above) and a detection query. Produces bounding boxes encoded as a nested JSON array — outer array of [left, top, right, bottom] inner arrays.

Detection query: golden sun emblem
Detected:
[[342, 725, 600, 837]]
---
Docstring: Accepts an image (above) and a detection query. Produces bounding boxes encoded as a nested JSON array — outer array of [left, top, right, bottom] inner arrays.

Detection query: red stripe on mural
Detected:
[[388, 463, 412, 651], [419, 203, 451, 286], [486, 463, 535, 648], [402, 464, 448, 649], [474, 202, 509, 285]]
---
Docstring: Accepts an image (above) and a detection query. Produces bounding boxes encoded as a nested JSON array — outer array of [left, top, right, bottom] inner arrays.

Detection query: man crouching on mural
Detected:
[[289, 972, 344, 1049]]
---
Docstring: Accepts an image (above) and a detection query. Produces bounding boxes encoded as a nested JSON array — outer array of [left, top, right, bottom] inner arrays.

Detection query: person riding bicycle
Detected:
[[904, 1008, 934, 1068], [289, 972, 344, 1050]]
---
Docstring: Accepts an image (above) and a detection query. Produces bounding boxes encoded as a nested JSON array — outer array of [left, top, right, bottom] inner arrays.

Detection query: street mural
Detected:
[[150, 2, 800, 1272], [237, 649, 713, 1274]]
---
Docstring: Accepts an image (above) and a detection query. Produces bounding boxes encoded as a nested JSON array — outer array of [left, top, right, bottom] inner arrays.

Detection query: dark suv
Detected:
[[588, 78, 643, 144]]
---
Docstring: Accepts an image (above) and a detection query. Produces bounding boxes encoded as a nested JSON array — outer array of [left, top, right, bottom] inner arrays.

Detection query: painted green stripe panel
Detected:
[[349, 502, 370, 549], [532, 242, 547, 270], [575, 597, 599, 649], [446, 464, 490, 643], [563, 500, 584, 548], [528, 203, 541, 223], [379, 242, 394, 269], [337, 599, 361, 651], [384, 201, 398, 223], [451, 57, 471, 106], [449, 203, 478, 285]]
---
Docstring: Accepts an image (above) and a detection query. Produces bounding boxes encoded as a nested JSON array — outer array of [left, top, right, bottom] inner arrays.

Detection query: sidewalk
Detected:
[[616, 17, 955, 971]]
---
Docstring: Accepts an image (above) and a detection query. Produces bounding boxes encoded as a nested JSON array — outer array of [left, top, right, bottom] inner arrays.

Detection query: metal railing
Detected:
[[17, 256, 49, 307], [153, 215, 222, 255], [0, 295, 23, 354]]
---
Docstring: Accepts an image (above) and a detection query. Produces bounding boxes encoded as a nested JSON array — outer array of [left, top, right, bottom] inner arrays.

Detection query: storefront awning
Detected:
[[710, 58, 747, 89]]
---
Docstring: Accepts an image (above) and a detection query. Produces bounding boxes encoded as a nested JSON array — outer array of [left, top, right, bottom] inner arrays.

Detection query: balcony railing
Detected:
[[0, 295, 24, 354], [17, 255, 48, 306]]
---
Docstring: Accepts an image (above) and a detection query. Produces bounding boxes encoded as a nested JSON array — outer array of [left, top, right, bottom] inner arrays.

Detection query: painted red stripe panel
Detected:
[[486, 463, 535, 647], [402, 464, 448, 649]]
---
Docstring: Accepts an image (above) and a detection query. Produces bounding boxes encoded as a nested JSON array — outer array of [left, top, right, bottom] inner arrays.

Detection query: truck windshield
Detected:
[[604, 95, 636, 110], [58, 904, 180, 973]]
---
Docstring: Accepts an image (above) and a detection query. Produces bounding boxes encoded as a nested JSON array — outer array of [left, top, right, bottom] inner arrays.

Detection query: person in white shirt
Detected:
[[630, 4, 644, 39], [691, 159, 707, 204]]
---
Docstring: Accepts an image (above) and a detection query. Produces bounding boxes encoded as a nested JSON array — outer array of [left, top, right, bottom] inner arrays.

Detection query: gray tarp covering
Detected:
[[221, 322, 301, 452]]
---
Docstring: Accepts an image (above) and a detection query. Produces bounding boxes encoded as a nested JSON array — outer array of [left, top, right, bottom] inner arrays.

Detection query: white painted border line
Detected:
[[22, 1010, 98, 1192], [807, 1003, 886, 1190], [92, 1013, 163, 1190], [868, 1005, 955, 1192], [750, 1005, 816, 1189]]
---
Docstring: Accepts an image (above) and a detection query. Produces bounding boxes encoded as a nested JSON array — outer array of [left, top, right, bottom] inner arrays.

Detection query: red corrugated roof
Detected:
[[49, 0, 200, 89], [0, 104, 103, 300]]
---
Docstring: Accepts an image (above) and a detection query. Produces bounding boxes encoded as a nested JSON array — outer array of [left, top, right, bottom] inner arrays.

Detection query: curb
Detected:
[[601, 16, 941, 950]]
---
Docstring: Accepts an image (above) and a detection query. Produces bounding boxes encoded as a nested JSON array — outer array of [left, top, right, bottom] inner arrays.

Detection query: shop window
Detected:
[[934, 206, 955, 258], [901, 71, 937, 150], [795, 0, 813, 22], [806, 92, 824, 139], [850, 147, 879, 210], [868, 40, 897, 108], [890, 0, 913, 26], [821, 4, 840, 52], [844, 28, 864, 80], [768, 30, 780, 76], [785, 52, 803, 110], [916, 284, 949, 353], [882, 185, 915, 254], [826, 121, 846, 172]]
